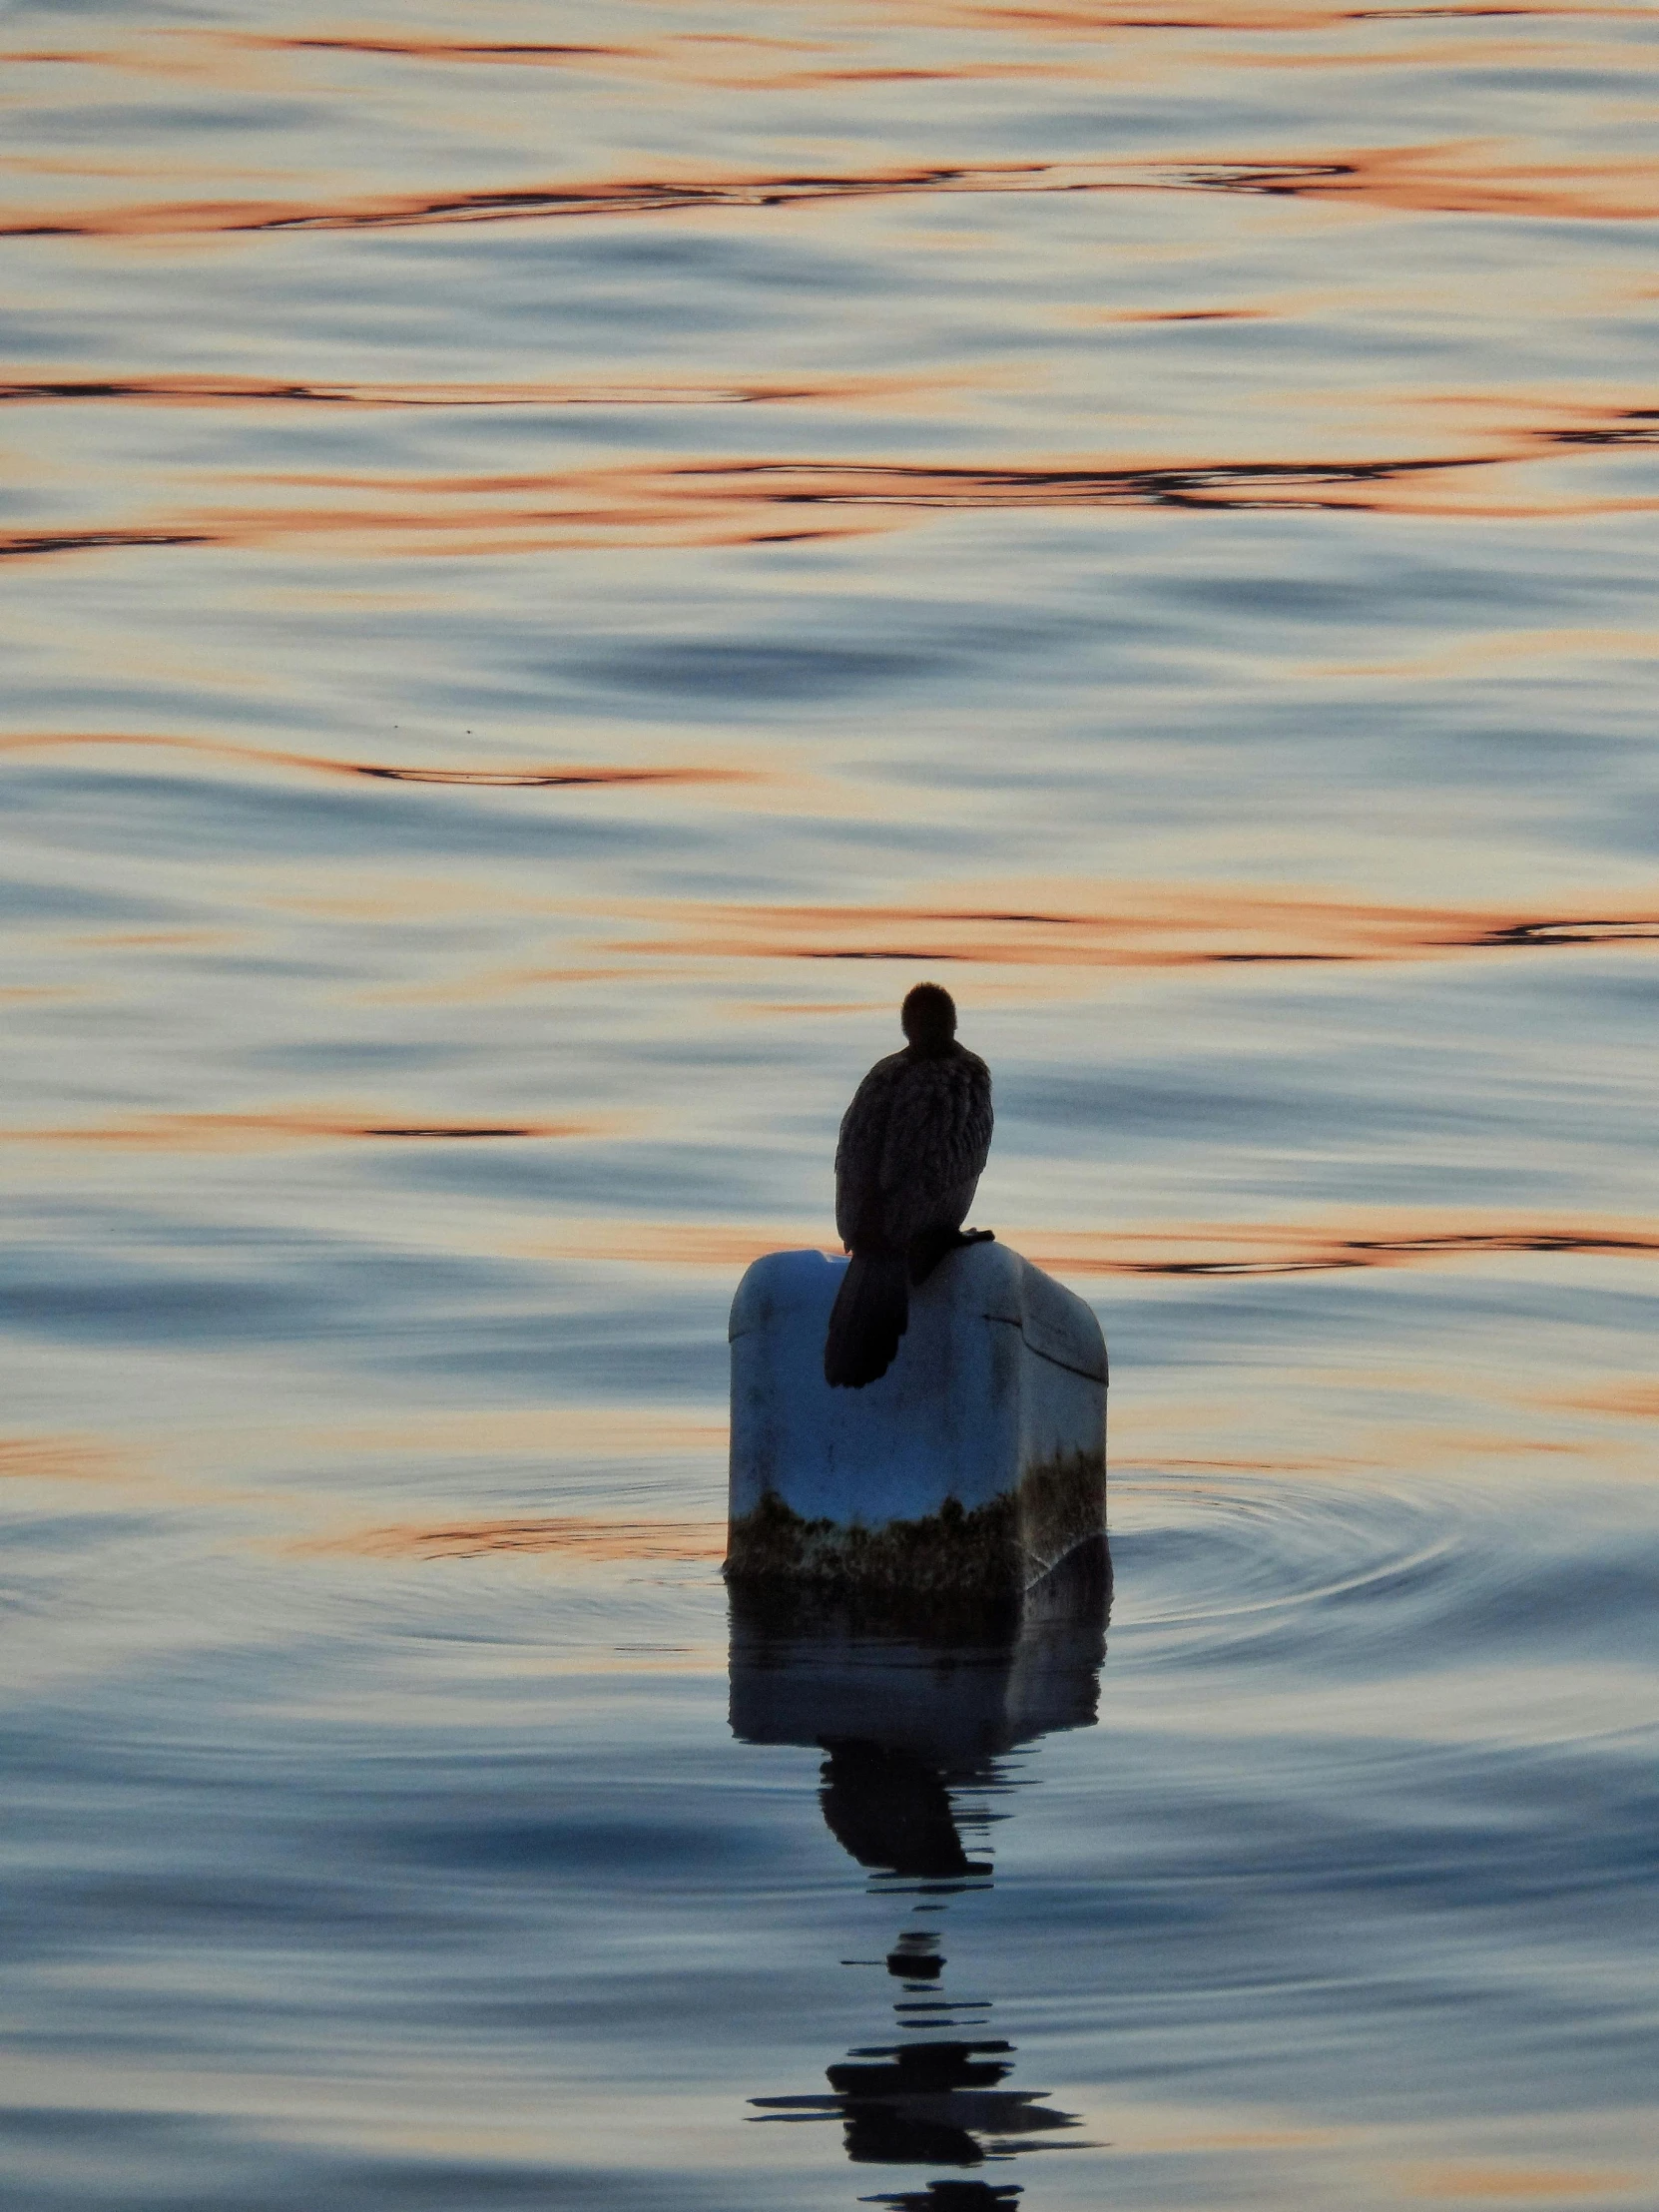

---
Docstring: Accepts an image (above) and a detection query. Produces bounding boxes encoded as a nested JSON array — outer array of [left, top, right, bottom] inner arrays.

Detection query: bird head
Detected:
[[900, 982, 957, 1054]]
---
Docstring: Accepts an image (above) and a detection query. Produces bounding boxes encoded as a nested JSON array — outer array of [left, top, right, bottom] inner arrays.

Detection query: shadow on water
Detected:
[[729, 1543, 1111, 2200]]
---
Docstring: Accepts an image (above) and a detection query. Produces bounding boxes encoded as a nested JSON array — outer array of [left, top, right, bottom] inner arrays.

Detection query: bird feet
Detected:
[[906, 1225, 995, 1286]]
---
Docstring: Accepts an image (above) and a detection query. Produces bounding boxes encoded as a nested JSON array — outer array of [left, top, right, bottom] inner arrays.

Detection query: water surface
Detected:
[[2, 2, 1657, 2206]]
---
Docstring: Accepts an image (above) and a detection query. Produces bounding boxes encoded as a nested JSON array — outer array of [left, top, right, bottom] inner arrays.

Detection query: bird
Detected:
[[824, 982, 994, 1389]]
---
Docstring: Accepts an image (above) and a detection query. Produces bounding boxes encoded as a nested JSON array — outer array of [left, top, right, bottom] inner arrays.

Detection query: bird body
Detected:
[[825, 985, 993, 1388]]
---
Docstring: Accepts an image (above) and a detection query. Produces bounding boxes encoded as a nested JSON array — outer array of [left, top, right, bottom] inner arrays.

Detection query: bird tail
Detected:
[[824, 1252, 909, 1388]]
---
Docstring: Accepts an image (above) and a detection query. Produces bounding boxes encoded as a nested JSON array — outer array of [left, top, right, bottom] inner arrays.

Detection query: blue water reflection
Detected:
[[734, 1554, 1109, 2190]]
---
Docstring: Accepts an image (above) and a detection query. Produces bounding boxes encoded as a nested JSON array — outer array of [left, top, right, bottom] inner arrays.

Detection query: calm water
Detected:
[[3, 1, 1658, 2205]]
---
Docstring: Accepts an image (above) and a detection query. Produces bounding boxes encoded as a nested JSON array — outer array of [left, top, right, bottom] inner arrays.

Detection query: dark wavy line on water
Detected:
[[787, 918, 1659, 956], [0, 1111, 619, 1152], [1548, 411, 1659, 448], [0, 459, 1599, 568], [1344, 5, 1610, 16], [292, 1515, 729, 1562], [1, 402, 1650, 565], [0, 731, 750, 791], [351, 765, 737, 788], [1119, 1230, 1659, 1277], [540, 1217, 1659, 1279], [0, 529, 212, 560], [0, 375, 873, 412], [0, 165, 1031, 240], [622, 889, 1659, 972], [6, 146, 1655, 242], [11, 4, 1639, 72], [261, 37, 626, 61], [683, 451, 1491, 512], [1476, 918, 1659, 946]]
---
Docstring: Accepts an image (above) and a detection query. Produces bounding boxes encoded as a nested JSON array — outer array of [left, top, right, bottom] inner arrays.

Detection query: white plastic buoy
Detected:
[[726, 1241, 1106, 1598]]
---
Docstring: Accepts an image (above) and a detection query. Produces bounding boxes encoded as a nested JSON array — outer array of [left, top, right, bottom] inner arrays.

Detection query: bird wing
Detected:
[[834, 1051, 905, 1247], [879, 1050, 993, 1219]]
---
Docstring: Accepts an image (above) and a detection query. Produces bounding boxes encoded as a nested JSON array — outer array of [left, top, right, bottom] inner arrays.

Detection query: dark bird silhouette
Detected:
[[824, 983, 993, 1388]]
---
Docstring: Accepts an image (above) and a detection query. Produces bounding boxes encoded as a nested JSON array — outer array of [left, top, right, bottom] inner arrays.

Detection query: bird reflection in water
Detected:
[[730, 1541, 1110, 2201]]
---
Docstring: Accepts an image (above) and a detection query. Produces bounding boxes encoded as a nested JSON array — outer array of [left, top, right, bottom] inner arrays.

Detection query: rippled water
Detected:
[[3, 1, 1658, 2205]]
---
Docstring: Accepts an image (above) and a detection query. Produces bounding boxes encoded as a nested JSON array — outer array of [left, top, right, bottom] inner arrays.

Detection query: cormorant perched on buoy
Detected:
[[824, 982, 994, 1389]]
